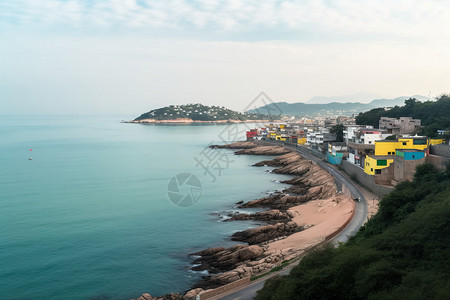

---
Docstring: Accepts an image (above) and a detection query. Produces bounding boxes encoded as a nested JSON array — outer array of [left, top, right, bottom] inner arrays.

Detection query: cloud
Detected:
[[1, 0, 450, 41], [1, 1, 449, 115], [1, 35, 449, 115]]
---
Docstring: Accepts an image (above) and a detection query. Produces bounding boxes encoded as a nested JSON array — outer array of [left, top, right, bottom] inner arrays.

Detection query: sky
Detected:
[[1, 0, 449, 115]]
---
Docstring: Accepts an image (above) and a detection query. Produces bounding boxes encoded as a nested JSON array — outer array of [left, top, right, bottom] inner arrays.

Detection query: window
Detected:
[[412, 155, 415, 158], [371, 168, 373, 172], [377, 160, 388, 166], [413, 139, 427, 145], [375, 169, 381, 174], [402, 142, 407, 145]]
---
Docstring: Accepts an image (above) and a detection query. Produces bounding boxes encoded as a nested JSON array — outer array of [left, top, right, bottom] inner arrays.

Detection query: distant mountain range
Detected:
[[246, 95, 432, 117]]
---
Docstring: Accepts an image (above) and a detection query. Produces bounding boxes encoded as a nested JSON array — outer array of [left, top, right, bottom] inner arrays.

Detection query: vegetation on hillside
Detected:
[[245, 95, 429, 117], [135, 103, 274, 121], [256, 163, 450, 300], [330, 124, 345, 142], [355, 95, 450, 137]]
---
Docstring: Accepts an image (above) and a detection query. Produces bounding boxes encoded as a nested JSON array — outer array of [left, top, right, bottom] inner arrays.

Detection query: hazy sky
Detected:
[[1, 0, 449, 115]]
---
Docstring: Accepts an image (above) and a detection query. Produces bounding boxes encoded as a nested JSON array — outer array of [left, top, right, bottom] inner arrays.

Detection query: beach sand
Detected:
[[268, 194, 355, 253]]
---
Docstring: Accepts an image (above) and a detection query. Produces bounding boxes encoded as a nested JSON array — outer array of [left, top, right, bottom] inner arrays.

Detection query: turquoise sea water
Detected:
[[0, 116, 292, 300]]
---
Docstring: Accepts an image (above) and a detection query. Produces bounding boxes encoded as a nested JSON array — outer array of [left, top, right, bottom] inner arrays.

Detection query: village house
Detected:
[[379, 117, 421, 134]]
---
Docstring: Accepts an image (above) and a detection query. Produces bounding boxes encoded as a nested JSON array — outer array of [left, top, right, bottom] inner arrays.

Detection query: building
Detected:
[[364, 155, 394, 185], [363, 137, 431, 184], [246, 129, 258, 141], [374, 137, 429, 155], [356, 129, 390, 145], [379, 117, 421, 134], [393, 149, 427, 183]]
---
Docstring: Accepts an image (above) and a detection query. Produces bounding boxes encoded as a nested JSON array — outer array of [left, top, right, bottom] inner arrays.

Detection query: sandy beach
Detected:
[[135, 141, 363, 300]]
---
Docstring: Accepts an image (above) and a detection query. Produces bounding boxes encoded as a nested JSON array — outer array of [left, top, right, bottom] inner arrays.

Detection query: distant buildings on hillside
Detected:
[[245, 115, 449, 192], [379, 117, 421, 134]]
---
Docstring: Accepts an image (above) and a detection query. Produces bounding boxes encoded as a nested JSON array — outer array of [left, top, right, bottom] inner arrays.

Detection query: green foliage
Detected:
[[355, 95, 450, 137], [255, 164, 450, 300], [330, 124, 345, 142], [385, 135, 396, 140], [134, 103, 272, 121]]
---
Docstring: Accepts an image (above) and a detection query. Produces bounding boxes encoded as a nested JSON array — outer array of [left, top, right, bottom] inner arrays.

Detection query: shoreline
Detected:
[[133, 141, 356, 300]]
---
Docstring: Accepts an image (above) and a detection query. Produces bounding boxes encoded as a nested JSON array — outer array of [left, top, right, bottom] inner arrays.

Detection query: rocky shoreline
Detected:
[[133, 141, 354, 300]]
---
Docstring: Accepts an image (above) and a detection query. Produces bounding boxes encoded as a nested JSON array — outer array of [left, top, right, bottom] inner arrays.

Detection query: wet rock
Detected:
[[227, 210, 290, 224], [136, 293, 183, 300], [209, 141, 256, 149], [191, 244, 264, 274], [234, 145, 289, 155], [239, 194, 311, 210], [231, 221, 303, 245], [183, 288, 203, 300], [137, 293, 153, 300]]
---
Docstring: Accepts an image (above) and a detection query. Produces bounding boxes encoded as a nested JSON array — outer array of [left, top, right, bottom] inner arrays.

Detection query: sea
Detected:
[[0, 115, 293, 300]]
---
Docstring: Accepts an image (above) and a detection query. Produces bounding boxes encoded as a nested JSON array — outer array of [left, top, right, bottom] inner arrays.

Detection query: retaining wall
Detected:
[[428, 154, 450, 170], [342, 160, 393, 196], [198, 277, 251, 300], [430, 144, 450, 158]]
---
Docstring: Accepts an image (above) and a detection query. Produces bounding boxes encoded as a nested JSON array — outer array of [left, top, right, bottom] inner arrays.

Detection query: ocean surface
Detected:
[[0, 115, 293, 300]]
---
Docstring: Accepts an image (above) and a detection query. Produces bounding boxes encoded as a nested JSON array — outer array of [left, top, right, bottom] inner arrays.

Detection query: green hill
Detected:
[[256, 163, 450, 300], [356, 95, 450, 137], [245, 95, 430, 117], [134, 103, 274, 122]]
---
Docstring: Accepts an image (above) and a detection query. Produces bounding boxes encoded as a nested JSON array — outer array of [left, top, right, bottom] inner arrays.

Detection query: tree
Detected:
[[330, 124, 345, 142]]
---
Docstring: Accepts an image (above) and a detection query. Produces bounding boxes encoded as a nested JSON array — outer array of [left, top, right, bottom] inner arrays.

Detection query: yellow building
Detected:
[[364, 155, 394, 175], [297, 137, 307, 145], [430, 139, 445, 145], [374, 137, 429, 155]]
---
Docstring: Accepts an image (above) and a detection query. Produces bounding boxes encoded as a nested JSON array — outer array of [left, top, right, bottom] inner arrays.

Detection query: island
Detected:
[[125, 103, 277, 124]]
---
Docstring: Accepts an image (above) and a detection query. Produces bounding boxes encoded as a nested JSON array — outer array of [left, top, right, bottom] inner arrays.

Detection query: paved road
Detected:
[[294, 145, 367, 244], [217, 144, 368, 300]]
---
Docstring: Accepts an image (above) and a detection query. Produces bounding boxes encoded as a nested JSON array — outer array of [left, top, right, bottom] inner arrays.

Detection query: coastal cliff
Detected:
[[133, 141, 355, 300]]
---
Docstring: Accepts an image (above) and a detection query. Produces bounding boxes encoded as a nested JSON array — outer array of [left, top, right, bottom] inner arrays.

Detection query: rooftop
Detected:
[[396, 149, 424, 152], [367, 155, 394, 160]]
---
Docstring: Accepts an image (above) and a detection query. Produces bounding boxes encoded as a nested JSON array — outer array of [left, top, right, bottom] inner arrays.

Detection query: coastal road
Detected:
[[215, 143, 368, 300], [293, 145, 368, 244]]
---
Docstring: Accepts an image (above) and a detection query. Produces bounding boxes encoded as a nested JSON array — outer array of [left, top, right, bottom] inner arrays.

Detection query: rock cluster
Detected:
[[190, 245, 287, 290], [135, 141, 339, 299], [231, 221, 303, 244], [210, 142, 290, 155], [209, 141, 256, 149], [226, 209, 290, 224], [135, 292, 183, 300]]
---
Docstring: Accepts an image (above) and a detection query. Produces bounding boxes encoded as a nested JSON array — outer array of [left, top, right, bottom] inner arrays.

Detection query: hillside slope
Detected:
[[256, 163, 450, 300], [356, 95, 450, 137], [246, 95, 429, 117], [134, 103, 272, 121]]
